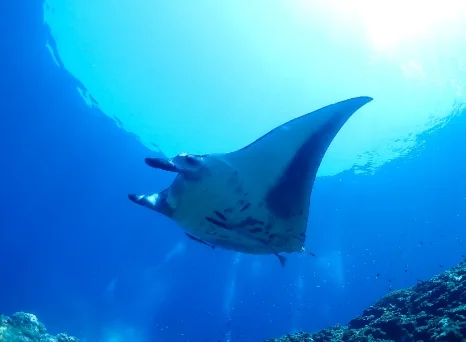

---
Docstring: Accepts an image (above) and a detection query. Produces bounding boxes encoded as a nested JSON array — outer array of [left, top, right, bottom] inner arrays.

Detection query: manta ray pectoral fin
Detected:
[[223, 96, 373, 222]]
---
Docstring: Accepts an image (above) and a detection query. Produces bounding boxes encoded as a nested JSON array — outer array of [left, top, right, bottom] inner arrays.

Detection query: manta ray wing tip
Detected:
[[360, 96, 373, 103], [350, 96, 373, 104]]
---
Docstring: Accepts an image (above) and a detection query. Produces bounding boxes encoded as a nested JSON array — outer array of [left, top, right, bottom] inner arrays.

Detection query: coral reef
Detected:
[[0, 312, 79, 342], [266, 260, 466, 342]]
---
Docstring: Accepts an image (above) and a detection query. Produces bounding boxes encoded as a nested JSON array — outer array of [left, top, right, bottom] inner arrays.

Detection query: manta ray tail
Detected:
[[301, 247, 316, 257]]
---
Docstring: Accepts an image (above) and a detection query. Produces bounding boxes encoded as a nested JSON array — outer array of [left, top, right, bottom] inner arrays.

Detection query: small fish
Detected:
[[185, 233, 215, 249], [376, 273, 380, 278]]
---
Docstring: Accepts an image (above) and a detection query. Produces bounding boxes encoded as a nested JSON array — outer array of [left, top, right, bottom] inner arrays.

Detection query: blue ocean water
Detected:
[[2, 1, 466, 341]]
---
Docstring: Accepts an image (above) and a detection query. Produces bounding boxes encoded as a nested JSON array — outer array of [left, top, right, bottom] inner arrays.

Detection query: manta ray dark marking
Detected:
[[213, 210, 228, 221]]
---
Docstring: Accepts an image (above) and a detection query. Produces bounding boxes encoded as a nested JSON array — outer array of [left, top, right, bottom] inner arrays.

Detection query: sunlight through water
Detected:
[[43, 0, 466, 177]]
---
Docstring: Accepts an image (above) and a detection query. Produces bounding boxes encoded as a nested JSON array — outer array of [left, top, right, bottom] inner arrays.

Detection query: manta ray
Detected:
[[129, 96, 373, 267]]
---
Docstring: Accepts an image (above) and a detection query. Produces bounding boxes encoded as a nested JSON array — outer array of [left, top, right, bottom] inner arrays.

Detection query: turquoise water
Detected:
[[43, 0, 465, 175]]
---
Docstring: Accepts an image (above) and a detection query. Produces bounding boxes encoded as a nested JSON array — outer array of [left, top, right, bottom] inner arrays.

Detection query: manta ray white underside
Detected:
[[129, 96, 373, 266]]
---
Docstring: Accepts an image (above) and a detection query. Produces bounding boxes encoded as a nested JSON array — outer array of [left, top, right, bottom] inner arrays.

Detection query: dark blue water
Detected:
[[2, 2, 466, 341]]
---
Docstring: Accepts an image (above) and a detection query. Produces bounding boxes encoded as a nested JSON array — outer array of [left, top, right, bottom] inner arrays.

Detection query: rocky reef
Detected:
[[267, 260, 466, 342], [0, 312, 79, 342]]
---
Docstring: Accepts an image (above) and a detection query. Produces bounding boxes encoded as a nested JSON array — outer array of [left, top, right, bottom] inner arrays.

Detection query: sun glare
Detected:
[[293, 0, 465, 52], [355, 0, 465, 51]]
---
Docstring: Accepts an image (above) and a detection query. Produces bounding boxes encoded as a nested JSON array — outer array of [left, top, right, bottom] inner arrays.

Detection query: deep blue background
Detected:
[[2, 1, 466, 341]]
